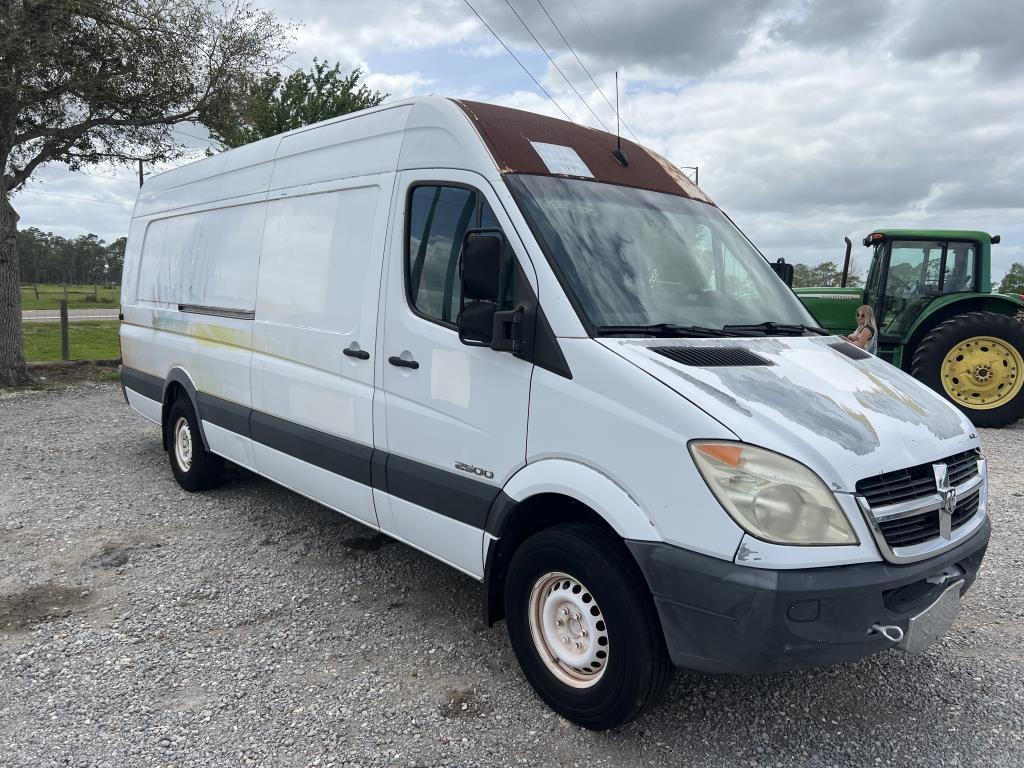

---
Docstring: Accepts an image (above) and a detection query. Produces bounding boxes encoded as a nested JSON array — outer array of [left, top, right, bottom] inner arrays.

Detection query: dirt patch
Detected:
[[438, 686, 493, 719], [0, 583, 96, 632], [0, 362, 119, 393], [82, 541, 135, 569]]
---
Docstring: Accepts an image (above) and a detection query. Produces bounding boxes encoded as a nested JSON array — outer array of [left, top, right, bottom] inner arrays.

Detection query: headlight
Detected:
[[689, 441, 858, 546]]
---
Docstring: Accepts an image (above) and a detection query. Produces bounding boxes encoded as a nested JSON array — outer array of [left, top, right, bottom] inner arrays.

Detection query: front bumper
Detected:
[[627, 518, 990, 674]]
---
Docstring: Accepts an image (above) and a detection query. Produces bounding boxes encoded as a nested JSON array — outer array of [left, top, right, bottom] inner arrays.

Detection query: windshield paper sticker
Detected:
[[530, 142, 594, 178]]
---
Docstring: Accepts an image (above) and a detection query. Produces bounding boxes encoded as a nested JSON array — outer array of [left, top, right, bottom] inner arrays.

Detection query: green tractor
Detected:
[[795, 230, 1024, 428]]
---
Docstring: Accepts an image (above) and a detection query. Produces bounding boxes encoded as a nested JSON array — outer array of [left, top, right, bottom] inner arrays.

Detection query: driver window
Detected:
[[882, 240, 943, 333], [407, 185, 509, 327]]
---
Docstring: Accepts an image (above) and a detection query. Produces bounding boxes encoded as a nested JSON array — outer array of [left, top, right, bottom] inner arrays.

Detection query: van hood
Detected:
[[600, 335, 978, 493]]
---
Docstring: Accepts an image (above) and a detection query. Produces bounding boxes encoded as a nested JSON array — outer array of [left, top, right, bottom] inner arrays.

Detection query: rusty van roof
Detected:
[[453, 99, 713, 204]]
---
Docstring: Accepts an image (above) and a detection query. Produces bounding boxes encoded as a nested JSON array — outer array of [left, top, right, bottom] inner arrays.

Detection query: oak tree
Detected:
[[0, 0, 289, 386], [202, 58, 387, 149]]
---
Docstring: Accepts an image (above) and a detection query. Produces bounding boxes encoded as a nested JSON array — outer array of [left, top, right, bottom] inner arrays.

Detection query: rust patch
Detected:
[[454, 99, 710, 202]]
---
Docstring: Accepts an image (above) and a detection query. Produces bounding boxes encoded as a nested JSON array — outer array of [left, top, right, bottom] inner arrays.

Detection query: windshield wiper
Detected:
[[721, 321, 830, 337], [594, 323, 742, 338]]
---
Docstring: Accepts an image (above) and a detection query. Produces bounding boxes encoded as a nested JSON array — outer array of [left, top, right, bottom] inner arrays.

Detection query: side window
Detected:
[[943, 243, 976, 293], [407, 185, 511, 326]]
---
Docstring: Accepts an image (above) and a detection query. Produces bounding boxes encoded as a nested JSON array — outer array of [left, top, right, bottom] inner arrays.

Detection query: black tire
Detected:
[[166, 396, 223, 491], [911, 310, 1024, 428], [504, 523, 673, 730]]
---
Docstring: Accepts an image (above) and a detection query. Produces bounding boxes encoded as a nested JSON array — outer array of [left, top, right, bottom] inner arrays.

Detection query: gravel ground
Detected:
[[1, 382, 1023, 768]]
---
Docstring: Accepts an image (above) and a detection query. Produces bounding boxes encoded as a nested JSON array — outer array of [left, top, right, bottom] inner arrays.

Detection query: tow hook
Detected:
[[870, 624, 905, 643]]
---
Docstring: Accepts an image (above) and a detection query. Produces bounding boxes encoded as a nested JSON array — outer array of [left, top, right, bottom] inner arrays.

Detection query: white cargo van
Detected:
[[120, 97, 990, 729]]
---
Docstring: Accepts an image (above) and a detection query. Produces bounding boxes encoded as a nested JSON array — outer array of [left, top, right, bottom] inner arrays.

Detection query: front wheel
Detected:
[[912, 310, 1024, 428], [504, 524, 673, 730]]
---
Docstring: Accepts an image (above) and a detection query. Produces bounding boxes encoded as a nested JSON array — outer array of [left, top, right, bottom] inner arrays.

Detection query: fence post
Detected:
[[59, 299, 69, 361]]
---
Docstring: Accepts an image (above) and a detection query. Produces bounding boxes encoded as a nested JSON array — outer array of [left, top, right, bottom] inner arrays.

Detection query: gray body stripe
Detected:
[[197, 393, 251, 438], [386, 455, 499, 529], [250, 410, 374, 486], [121, 366, 502, 531], [121, 367, 163, 401]]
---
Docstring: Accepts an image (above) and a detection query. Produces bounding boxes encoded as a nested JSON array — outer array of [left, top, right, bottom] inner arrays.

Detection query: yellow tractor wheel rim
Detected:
[[940, 335, 1024, 410]]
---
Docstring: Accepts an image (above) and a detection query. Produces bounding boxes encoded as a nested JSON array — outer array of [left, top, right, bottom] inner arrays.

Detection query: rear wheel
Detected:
[[166, 396, 224, 491], [912, 311, 1024, 428], [504, 523, 673, 730]]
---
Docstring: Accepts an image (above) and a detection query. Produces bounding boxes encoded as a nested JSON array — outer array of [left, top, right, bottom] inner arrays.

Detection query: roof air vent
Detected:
[[651, 347, 772, 367]]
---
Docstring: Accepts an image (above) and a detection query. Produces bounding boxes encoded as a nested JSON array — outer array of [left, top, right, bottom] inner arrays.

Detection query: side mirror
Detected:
[[458, 230, 503, 346], [770, 257, 794, 287]]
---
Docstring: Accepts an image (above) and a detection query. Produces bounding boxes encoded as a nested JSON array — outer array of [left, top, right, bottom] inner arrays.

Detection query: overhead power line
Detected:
[[565, 0, 657, 139], [81, 170, 137, 183], [174, 126, 215, 144], [462, 0, 574, 123], [503, 0, 609, 132], [21, 189, 133, 207], [534, 0, 638, 143]]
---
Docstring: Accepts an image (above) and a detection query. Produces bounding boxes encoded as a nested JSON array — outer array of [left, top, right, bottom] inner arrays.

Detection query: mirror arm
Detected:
[[491, 306, 525, 353]]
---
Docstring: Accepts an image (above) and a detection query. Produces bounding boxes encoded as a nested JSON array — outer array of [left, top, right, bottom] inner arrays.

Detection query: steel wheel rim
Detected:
[[940, 335, 1024, 410], [527, 571, 609, 688], [173, 416, 193, 471]]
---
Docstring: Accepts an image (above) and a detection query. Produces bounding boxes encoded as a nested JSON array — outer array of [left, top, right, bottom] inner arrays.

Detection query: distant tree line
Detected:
[[16, 228, 126, 286], [793, 261, 863, 288]]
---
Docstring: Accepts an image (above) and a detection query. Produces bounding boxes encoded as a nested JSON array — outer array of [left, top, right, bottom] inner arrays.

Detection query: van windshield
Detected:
[[507, 174, 818, 333]]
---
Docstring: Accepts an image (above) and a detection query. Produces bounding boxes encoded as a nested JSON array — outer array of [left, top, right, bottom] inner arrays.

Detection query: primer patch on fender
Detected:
[[529, 142, 593, 178]]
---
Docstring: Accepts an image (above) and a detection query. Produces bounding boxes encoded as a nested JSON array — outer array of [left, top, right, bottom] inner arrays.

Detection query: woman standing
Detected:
[[845, 305, 878, 354]]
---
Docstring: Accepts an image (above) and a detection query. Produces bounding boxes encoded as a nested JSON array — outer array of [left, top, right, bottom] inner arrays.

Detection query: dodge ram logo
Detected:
[[933, 463, 957, 540]]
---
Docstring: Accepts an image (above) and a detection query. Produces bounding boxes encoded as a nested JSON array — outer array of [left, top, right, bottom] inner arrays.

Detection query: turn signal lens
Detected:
[[689, 442, 858, 546], [694, 443, 743, 468]]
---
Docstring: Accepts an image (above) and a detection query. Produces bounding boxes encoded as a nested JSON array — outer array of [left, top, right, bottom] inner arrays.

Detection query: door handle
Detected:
[[388, 355, 419, 369], [343, 346, 370, 360]]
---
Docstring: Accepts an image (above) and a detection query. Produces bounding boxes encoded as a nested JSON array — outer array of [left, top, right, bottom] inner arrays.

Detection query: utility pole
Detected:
[[137, 158, 144, 187], [680, 166, 699, 187]]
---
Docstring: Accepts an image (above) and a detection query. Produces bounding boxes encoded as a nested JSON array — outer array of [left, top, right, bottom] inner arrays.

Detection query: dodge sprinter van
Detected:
[[120, 97, 990, 729]]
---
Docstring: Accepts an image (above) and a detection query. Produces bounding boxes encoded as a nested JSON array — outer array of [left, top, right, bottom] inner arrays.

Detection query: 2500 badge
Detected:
[[455, 461, 494, 479]]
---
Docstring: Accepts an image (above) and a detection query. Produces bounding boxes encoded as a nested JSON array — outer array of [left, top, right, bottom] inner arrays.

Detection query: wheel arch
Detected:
[[161, 368, 209, 451], [482, 459, 659, 626], [901, 295, 1024, 371]]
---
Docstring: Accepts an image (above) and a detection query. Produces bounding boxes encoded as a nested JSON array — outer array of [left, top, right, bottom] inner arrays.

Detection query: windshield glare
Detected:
[[508, 175, 817, 331]]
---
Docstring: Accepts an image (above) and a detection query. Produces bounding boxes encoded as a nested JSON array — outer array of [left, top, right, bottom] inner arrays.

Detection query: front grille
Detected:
[[877, 489, 981, 548], [856, 449, 980, 508], [947, 450, 980, 487]]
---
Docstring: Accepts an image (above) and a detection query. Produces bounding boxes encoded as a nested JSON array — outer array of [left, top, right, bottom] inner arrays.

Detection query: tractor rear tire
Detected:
[[912, 311, 1024, 428]]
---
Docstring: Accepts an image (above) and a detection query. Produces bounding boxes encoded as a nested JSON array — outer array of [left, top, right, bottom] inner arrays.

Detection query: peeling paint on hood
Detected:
[[601, 336, 978, 492]]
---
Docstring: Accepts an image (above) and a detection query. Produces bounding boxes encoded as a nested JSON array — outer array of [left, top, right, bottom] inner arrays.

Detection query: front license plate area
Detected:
[[897, 580, 963, 654]]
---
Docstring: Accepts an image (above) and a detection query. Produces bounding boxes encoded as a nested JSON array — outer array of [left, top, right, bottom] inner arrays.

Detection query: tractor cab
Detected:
[[863, 231, 987, 345], [797, 229, 1024, 427]]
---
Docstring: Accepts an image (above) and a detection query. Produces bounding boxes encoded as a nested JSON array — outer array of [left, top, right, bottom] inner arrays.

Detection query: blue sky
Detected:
[[13, 0, 1024, 284]]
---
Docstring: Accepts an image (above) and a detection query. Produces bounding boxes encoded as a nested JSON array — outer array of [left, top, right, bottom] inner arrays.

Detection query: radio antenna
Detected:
[[611, 71, 629, 167]]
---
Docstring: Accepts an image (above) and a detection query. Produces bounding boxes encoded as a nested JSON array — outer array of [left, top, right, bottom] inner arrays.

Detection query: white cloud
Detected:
[[365, 71, 438, 101], [11, 0, 1024, 283]]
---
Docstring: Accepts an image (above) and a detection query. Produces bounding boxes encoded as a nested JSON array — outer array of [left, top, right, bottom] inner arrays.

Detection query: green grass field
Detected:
[[21, 284, 120, 310], [22, 320, 120, 362]]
